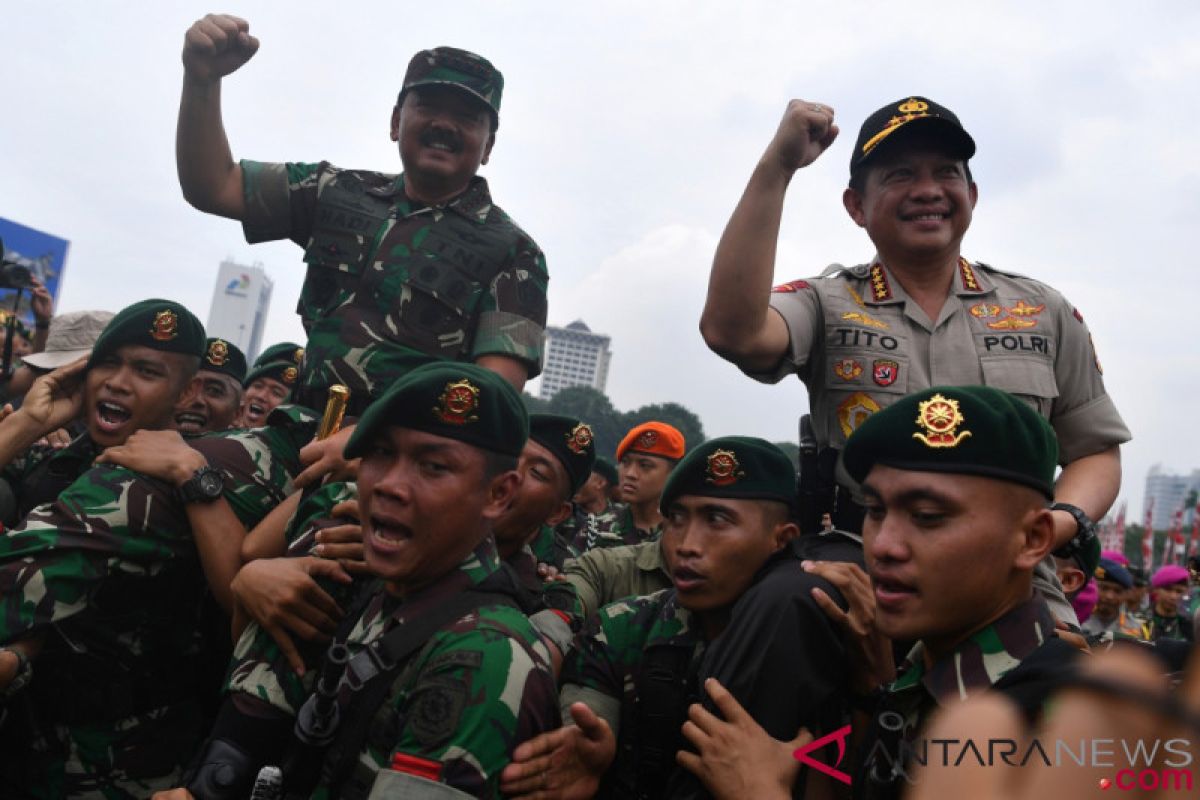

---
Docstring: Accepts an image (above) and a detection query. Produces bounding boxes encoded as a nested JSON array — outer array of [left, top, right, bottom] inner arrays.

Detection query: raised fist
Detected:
[[181, 14, 260, 82], [765, 99, 839, 173]]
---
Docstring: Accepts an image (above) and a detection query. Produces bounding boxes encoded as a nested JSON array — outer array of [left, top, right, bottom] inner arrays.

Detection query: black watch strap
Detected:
[[179, 465, 224, 504]]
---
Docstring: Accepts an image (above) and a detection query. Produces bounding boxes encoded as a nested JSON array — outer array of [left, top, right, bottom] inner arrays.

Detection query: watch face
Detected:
[[198, 470, 224, 497]]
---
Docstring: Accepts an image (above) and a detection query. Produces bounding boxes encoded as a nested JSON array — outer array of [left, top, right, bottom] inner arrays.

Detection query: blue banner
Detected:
[[0, 217, 70, 328]]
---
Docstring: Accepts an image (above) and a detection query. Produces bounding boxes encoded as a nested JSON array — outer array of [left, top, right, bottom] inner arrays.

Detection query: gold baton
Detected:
[[316, 385, 351, 440]]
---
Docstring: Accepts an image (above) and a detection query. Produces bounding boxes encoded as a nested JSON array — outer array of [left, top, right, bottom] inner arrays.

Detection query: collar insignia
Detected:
[[150, 310, 178, 342], [869, 264, 893, 302], [705, 449, 745, 487], [958, 259, 982, 292], [913, 393, 972, 448], [566, 423, 594, 455]]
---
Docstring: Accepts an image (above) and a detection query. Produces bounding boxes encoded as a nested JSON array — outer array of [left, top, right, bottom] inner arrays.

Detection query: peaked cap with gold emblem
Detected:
[[344, 362, 527, 459], [850, 96, 976, 176], [529, 414, 597, 495], [842, 386, 1058, 498], [660, 436, 797, 514], [200, 338, 247, 382], [87, 298, 205, 369]]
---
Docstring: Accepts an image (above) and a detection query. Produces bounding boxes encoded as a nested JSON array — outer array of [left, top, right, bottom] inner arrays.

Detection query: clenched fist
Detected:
[[763, 99, 839, 173], [182, 14, 260, 83]]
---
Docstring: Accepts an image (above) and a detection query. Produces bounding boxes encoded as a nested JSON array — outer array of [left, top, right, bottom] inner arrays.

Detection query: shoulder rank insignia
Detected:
[[705, 449, 745, 487], [958, 259, 983, 293], [969, 302, 1002, 319], [636, 430, 659, 449], [771, 279, 811, 293], [565, 422, 594, 455], [869, 264, 893, 302], [1007, 300, 1045, 317], [206, 339, 230, 366], [150, 310, 178, 342], [838, 392, 882, 438], [913, 393, 972, 448], [872, 359, 899, 387], [433, 379, 480, 425], [986, 316, 1037, 330], [294, 347, 305, 364], [833, 358, 863, 381], [281, 366, 298, 385]]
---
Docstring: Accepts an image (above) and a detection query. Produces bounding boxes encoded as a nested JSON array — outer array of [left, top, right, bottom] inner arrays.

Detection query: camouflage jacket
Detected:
[[857, 595, 1074, 799], [240, 161, 548, 407], [569, 502, 660, 553], [528, 522, 579, 571], [227, 537, 560, 799], [0, 406, 316, 799], [1, 434, 100, 527], [560, 589, 704, 798], [563, 539, 672, 618]]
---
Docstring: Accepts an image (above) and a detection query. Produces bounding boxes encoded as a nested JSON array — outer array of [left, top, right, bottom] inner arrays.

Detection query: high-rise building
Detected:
[[1143, 465, 1200, 530], [205, 260, 273, 363], [538, 320, 612, 400]]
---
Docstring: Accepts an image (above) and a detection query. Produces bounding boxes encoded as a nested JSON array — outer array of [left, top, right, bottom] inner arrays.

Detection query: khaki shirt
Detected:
[[564, 540, 672, 618]]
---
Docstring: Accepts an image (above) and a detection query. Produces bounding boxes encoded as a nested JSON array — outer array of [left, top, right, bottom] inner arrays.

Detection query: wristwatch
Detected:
[[179, 465, 225, 504], [1051, 502, 1098, 563]]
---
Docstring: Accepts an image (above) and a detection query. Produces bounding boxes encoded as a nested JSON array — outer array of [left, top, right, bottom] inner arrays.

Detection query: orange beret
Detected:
[[616, 421, 686, 462]]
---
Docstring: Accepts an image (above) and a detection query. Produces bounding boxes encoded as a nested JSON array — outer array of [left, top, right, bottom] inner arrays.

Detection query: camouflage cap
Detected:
[[592, 457, 618, 486], [345, 362, 527, 459], [660, 436, 796, 515], [616, 421, 686, 462], [87, 299, 206, 369], [529, 414, 597, 495], [200, 338, 247, 383], [398, 46, 504, 126], [842, 386, 1058, 499], [850, 96, 976, 176]]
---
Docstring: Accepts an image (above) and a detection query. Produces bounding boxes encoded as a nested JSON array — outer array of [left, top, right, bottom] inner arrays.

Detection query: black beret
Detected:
[[87, 299, 205, 369], [842, 386, 1058, 499], [660, 436, 796, 514], [345, 363, 527, 459], [529, 414, 597, 495], [592, 457, 618, 486]]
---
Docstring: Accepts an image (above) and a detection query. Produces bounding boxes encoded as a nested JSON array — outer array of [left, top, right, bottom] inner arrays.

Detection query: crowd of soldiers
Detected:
[[0, 10, 1197, 800]]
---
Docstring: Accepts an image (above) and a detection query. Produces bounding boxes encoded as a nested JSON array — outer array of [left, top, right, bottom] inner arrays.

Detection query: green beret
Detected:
[[842, 386, 1058, 498], [87, 299, 205, 369], [254, 342, 304, 369], [243, 360, 299, 390], [529, 414, 597, 495], [660, 436, 797, 514], [399, 47, 503, 126], [592, 457, 618, 486], [200, 338, 247, 383], [345, 363, 527, 459]]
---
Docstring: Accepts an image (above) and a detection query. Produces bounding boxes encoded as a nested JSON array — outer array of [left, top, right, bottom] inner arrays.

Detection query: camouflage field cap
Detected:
[[399, 46, 504, 126], [87, 299, 205, 369], [200, 338, 247, 383], [660, 436, 797, 515], [345, 362, 527, 459], [616, 421, 686, 462], [592, 457, 618, 486], [850, 96, 976, 175], [529, 414, 597, 495], [842, 386, 1057, 499]]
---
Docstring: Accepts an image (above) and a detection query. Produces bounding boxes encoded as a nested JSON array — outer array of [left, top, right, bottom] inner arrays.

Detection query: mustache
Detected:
[[420, 127, 461, 151]]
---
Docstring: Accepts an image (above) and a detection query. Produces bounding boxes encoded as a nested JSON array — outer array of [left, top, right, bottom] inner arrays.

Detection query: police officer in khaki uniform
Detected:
[[701, 95, 1129, 624]]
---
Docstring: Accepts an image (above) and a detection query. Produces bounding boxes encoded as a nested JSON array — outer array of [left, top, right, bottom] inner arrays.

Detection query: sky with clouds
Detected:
[[4, 1, 1197, 521]]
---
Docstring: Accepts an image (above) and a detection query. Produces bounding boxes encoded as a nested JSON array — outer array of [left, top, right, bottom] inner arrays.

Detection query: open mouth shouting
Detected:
[[174, 410, 208, 434], [93, 399, 133, 437]]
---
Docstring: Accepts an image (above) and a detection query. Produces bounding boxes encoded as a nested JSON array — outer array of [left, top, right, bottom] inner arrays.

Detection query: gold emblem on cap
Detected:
[[207, 339, 230, 366], [434, 379, 480, 426], [913, 393, 972, 449], [282, 366, 298, 385], [636, 430, 659, 450], [565, 422, 594, 455], [861, 98, 933, 156], [294, 347, 305, 364], [705, 449, 745, 487], [898, 98, 929, 114], [150, 310, 178, 342]]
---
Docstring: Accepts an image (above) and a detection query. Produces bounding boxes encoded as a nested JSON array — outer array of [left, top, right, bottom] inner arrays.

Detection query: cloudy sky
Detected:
[[4, 2, 1197, 520]]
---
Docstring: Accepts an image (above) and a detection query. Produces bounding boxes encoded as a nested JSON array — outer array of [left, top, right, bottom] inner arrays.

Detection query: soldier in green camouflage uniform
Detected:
[[237, 341, 303, 428], [173, 337, 247, 435], [550, 458, 619, 554], [502, 437, 800, 799], [174, 364, 558, 799], [178, 15, 548, 414], [0, 401, 317, 798]]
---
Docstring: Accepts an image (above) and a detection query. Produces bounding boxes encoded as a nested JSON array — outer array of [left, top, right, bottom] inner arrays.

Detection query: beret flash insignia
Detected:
[[434, 379, 480, 426], [206, 339, 229, 366], [150, 310, 178, 342], [282, 366, 298, 385], [566, 422, 594, 455], [913, 393, 972, 449], [635, 430, 659, 450], [705, 449, 745, 486], [294, 347, 305, 364]]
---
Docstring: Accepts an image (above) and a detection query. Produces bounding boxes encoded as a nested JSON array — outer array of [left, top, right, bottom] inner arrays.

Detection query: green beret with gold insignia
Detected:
[[255, 342, 304, 368], [243, 360, 299, 389], [87, 299, 205, 369], [529, 414, 597, 495], [201, 338, 247, 383], [660, 436, 797, 514], [842, 386, 1058, 498], [345, 363, 527, 459]]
